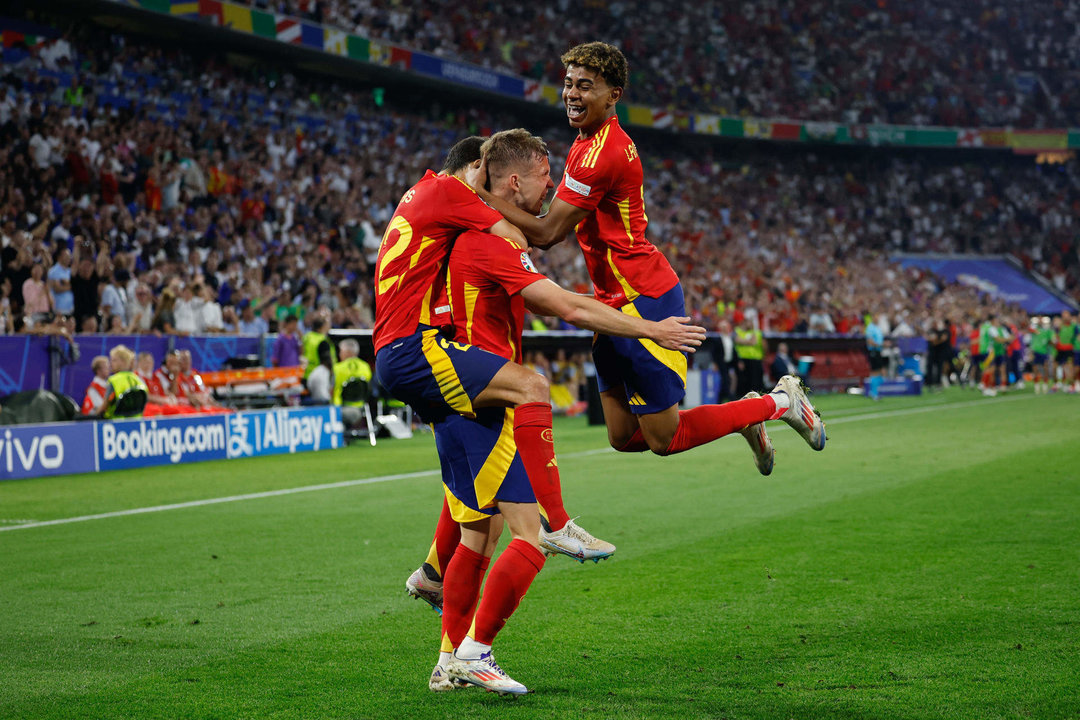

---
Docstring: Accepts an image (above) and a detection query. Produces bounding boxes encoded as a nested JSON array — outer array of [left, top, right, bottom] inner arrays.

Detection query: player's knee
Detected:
[[520, 372, 549, 404], [644, 428, 676, 456]]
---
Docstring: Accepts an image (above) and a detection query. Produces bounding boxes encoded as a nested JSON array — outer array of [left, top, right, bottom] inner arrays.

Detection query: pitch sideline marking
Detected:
[[0, 395, 1040, 533]]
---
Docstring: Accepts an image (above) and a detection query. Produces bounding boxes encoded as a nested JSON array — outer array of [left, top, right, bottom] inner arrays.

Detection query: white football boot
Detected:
[[738, 391, 775, 475], [405, 566, 443, 614], [770, 375, 826, 451], [539, 518, 615, 563], [447, 650, 528, 696]]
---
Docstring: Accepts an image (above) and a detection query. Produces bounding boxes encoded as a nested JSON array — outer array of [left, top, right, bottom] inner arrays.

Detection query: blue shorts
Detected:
[[1033, 352, 1049, 365], [375, 327, 509, 423], [992, 353, 1006, 367], [593, 284, 687, 415], [433, 407, 534, 523]]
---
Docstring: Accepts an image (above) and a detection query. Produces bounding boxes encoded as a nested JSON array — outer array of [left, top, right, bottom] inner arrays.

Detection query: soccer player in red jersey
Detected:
[[378, 137, 703, 600], [422, 129, 704, 695], [474, 42, 826, 468]]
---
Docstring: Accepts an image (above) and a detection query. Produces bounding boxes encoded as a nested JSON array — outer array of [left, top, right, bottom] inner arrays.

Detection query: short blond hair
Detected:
[[109, 344, 135, 371], [481, 129, 548, 182]]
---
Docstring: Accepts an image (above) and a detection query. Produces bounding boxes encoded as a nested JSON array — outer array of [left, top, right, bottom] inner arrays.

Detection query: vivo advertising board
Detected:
[[0, 422, 96, 480]]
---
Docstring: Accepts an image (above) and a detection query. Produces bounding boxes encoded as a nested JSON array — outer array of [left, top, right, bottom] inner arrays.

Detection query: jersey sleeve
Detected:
[[442, 177, 504, 231], [468, 233, 546, 296], [556, 150, 613, 213]]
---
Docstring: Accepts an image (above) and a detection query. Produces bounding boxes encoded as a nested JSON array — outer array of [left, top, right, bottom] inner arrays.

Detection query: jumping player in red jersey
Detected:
[[473, 42, 825, 469], [378, 137, 704, 603], [421, 129, 705, 695]]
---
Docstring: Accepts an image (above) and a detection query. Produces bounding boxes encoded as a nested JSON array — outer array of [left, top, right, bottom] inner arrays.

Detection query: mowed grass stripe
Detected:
[[0, 393, 1040, 533], [2, 393, 1074, 719]]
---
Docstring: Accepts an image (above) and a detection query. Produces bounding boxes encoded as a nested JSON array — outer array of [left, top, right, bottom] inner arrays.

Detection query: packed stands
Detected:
[[260, 0, 1080, 128], [0, 11, 1076, 391]]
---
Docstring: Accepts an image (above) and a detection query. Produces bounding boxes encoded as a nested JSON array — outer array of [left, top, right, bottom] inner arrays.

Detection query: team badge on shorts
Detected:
[[520, 252, 538, 273]]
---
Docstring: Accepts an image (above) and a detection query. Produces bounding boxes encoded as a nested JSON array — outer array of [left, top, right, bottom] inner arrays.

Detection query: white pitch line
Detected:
[[0, 396, 1040, 533]]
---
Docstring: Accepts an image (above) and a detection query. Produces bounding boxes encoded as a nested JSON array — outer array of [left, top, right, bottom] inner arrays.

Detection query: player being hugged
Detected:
[[474, 42, 826, 473]]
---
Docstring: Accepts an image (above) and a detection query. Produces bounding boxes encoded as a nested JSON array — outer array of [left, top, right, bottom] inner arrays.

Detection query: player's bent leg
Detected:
[[637, 396, 780, 458], [473, 362, 549, 408], [406, 497, 461, 613], [600, 389, 649, 451]]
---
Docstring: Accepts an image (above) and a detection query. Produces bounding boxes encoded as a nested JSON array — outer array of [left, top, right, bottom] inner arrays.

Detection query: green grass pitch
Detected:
[[2, 388, 1078, 719]]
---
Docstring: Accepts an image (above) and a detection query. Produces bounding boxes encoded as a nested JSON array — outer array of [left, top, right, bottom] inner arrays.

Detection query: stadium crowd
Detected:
[[259, 0, 1080, 128], [1, 21, 1078, 366]]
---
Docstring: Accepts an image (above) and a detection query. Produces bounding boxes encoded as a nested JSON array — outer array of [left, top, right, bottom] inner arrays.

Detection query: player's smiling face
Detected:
[[563, 65, 622, 137]]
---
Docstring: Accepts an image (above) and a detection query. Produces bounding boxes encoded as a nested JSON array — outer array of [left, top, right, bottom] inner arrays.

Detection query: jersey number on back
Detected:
[[376, 215, 436, 295]]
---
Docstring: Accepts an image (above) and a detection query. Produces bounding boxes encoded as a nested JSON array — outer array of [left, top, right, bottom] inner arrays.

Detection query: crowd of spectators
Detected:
[[1, 22, 1077, 362], [260, 0, 1080, 128]]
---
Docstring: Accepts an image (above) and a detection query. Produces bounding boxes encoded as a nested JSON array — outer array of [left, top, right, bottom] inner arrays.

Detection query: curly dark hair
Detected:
[[561, 42, 628, 89]]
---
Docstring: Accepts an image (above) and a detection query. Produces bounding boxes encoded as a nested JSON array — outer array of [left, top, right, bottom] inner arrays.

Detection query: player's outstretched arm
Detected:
[[521, 279, 705, 353], [480, 191, 587, 250]]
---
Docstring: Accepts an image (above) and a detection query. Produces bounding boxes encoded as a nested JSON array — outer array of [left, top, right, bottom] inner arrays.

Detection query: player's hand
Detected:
[[654, 316, 706, 353], [465, 157, 488, 193]]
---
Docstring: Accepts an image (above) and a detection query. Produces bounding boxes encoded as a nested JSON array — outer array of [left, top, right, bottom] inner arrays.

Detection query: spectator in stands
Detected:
[[47, 247, 74, 316], [151, 288, 178, 335], [127, 283, 155, 333], [70, 250, 100, 327], [271, 314, 302, 367], [173, 283, 200, 335], [237, 301, 268, 336], [100, 268, 128, 325], [21, 261, 52, 323], [81, 354, 110, 415], [199, 284, 225, 333]]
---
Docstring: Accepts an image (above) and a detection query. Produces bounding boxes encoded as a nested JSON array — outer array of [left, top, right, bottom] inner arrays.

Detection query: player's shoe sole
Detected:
[[539, 518, 615, 563], [772, 375, 826, 451], [446, 650, 528, 696], [738, 392, 774, 475], [405, 566, 443, 614]]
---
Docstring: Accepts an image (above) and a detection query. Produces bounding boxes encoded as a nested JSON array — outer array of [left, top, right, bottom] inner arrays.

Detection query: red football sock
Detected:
[[657, 396, 777, 456], [442, 544, 490, 648], [616, 427, 649, 453], [472, 539, 546, 645], [513, 402, 570, 531], [424, 497, 461, 580]]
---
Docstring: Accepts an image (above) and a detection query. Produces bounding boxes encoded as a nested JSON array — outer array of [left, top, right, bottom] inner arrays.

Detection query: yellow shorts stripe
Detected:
[[621, 302, 687, 386], [470, 408, 517, 511], [443, 484, 488, 524], [420, 330, 475, 417]]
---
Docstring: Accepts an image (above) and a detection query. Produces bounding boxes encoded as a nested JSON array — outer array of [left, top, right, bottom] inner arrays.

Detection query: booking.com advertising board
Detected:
[[1, 407, 343, 480]]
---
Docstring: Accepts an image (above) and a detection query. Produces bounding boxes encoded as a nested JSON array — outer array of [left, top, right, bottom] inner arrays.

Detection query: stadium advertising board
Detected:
[[98, 415, 228, 471], [0, 407, 348, 477], [225, 407, 343, 459], [0, 422, 96, 480]]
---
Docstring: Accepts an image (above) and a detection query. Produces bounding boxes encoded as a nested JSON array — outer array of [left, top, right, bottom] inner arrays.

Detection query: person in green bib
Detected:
[[102, 344, 149, 419], [332, 338, 373, 426], [302, 315, 336, 381], [988, 315, 1012, 389], [734, 315, 765, 394], [1057, 310, 1078, 392], [1030, 316, 1055, 394]]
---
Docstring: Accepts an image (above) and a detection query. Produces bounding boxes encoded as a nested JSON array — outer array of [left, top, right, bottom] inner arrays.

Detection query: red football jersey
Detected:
[[556, 115, 679, 308], [373, 170, 503, 354], [447, 231, 546, 362]]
